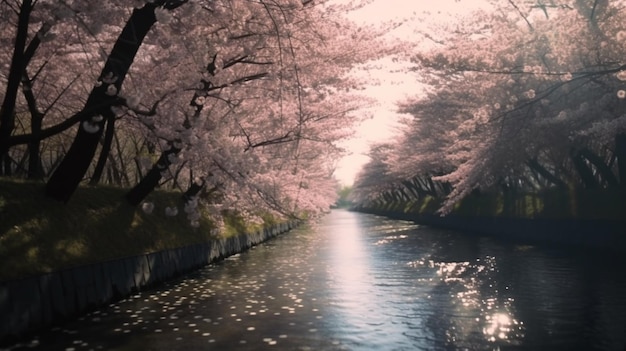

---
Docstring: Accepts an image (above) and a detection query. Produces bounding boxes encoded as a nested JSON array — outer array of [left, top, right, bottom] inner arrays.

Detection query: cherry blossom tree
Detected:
[[351, 142, 407, 210], [0, 0, 395, 224], [353, 0, 626, 214], [1, 1, 175, 181], [111, 0, 385, 220]]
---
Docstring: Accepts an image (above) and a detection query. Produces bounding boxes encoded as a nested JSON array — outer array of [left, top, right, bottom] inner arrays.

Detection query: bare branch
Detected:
[[508, 0, 534, 31]]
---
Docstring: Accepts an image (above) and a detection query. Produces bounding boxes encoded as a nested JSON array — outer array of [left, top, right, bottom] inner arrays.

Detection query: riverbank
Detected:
[[351, 186, 626, 252], [0, 179, 281, 281], [0, 179, 302, 344], [0, 219, 299, 345], [354, 208, 626, 252]]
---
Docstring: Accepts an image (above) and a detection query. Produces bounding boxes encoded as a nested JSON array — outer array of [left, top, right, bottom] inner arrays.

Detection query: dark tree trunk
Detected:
[[45, 4, 159, 202], [23, 69, 45, 179], [183, 179, 205, 202], [412, 177, 429, 197], [1, 154, 12, 176], [113, 133, 131, 186], [426, 176, 438, 196], [571, 149, 599, 189], [27, 112, 44, 179], [107, 161, 123, 185], [124, 56, 217, 205], [125, 146, 180, 206], [401, 180, 419, 199], [22, 24, 49, 179], [0, 0, 32, 158], [382, 192, 392, 204], [396, 187, 409, 201], [90, 115, 116, 185], [526, 158, 566, 188], [579, 147, 619, 187]]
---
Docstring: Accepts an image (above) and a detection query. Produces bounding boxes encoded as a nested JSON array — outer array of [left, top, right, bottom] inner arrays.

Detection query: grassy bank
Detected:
[[0, 179, 268, 282]]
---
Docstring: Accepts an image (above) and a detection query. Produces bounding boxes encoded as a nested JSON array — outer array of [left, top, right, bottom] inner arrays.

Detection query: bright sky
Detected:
[[333, 0, 489, 186]]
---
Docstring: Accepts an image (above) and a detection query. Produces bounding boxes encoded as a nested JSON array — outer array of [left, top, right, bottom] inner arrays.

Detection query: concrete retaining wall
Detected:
[[0, 221, 298, 344], [356, 208, 626, 252]]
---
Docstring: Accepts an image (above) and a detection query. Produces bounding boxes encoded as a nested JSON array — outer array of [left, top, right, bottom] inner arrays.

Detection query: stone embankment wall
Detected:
[[356, 208, 626, 252], [0, 221, 299, 344]]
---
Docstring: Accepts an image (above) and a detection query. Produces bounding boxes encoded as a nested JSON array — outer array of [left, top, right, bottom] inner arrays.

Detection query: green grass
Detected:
[[0, 179, 273, 282]]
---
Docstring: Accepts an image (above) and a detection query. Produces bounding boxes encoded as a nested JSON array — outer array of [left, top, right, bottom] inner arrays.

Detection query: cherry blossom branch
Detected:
[[491, 64, 626, 121], [223, 55, 274, 69], [6, 98, 119, 147], [507, 0, 533, 31], [590, 0, 600, 21], [244, 131, 297, 151]]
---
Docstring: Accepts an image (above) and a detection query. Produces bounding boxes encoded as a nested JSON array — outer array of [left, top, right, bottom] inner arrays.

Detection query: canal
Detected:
[[4, 209, 626, 350]]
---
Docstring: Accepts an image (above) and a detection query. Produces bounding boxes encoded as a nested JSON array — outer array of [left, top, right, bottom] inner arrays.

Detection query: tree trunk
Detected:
[[382, 192, 392, 204], [570, 149, 599, 189], [124, 57, 217, 205], [27, 112, 44, 179], [0, 0, 32, 158], [22, 25, 48, 179], [45, 4, 159, 202], [125, 146, 180, 206], [90, 115, 116, 185], [526, 158, 566, 188], [23, 69, 45, 179], [426, 176, 438, 197], [401, 180, 419, 199], [183, 179, 205, 202], [113, 132, 131, 186], [396, 187, 409, 202], [412, 176, 429, 197], [1, 154, 12, 176], [579, 147, 619, 187]]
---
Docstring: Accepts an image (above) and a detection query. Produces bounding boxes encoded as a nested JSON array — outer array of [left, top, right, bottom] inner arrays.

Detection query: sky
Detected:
[[333, 0, 489, 186]]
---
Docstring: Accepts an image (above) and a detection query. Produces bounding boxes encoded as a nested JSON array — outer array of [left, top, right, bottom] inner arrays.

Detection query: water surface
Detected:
[[5, 210, 626, 350]]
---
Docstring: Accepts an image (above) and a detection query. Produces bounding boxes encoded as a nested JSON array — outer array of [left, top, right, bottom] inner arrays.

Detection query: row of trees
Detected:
[[0, 0, 394, 226], [352, 0, 626, 214]]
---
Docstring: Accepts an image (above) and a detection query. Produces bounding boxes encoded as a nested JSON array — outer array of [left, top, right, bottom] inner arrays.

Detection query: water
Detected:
[[5, 210, 626, 350]]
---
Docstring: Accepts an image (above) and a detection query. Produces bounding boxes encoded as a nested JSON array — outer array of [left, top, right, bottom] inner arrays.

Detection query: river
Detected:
[[5, 209, 626, 350]]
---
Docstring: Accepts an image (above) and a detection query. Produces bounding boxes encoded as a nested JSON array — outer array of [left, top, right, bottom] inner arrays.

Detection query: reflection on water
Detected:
[[4, 210, 626, 350]]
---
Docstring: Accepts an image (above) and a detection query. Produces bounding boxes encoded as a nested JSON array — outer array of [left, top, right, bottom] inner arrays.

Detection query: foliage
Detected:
[[0, 0, 397, 227], [352, 0, 626, 216], [353, 184, 626, 222], [333, 185, 353, 208]]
